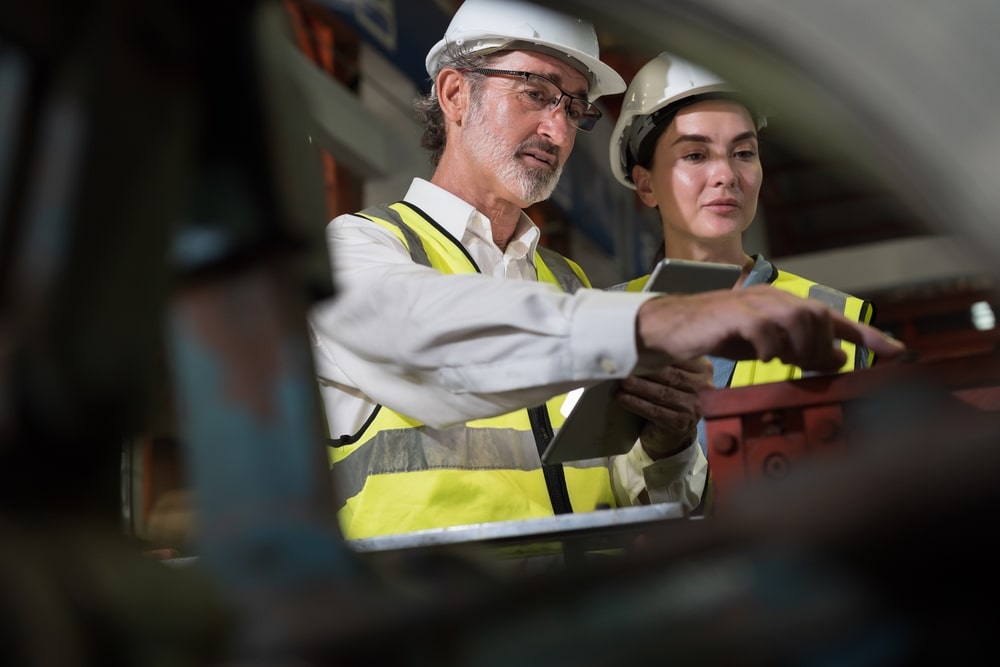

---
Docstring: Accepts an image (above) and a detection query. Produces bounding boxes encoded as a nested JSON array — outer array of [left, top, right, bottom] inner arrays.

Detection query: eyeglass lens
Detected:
[[463, 68, 601, 131], [521, 73, 599, 130]]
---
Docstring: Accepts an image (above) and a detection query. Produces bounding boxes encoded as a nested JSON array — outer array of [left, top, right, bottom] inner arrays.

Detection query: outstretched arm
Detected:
[[635, 284, 905, 373]]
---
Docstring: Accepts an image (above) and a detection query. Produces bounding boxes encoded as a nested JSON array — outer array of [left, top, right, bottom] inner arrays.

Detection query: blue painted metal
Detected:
[[162, 0, 365, 595], [316, 0, 451, 93], [167, 274, 360, 590]]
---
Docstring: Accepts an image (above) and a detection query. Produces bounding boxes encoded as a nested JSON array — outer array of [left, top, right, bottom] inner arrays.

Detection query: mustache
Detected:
[[516, 138, 561, 167]]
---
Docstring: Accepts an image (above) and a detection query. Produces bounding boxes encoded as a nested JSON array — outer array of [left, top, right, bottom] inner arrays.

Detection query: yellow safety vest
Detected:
[[625, 267, 873, 387], [329, 202, 616, 540]]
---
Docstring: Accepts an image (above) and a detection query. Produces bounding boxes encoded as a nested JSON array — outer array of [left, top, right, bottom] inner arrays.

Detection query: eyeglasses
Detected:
[[459, 68, 603, 132]]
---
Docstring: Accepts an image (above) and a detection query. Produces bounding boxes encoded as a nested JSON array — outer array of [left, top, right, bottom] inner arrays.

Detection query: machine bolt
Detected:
[[763, 453, 790, 478], [712, 434, 739, 456], [813, 418, 840, 443]]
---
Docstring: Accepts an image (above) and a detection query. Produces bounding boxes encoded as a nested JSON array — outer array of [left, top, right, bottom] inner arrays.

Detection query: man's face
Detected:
[[463, 51, 588, 206]]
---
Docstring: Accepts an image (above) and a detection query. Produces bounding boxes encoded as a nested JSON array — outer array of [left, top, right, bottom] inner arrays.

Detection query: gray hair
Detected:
[[414, 43, 497, 168]]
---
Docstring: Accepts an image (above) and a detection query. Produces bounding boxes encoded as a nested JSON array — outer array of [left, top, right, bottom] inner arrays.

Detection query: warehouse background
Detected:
[[283, 0, 997, 346]]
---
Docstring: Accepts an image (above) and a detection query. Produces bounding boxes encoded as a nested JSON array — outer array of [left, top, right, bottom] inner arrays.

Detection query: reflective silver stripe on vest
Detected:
[[333, 426, 606, 503], [805, 283, 857, 374], [359, 204, 433, 268], [537, 246, 585, 293], [807, 283, 849, 312]]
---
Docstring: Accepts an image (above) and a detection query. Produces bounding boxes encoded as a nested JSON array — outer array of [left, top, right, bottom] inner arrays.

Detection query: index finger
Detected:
[[832, 313, 906, 358], [667, 355, 714, 373]]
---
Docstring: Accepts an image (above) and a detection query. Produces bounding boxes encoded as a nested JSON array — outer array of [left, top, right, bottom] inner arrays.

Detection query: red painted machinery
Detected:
[[702, 349, 1000, 512]]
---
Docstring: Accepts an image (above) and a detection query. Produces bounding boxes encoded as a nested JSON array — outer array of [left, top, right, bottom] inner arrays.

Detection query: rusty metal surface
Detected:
[[703, 350, 1000, 511], [701, 350, 1000, 419]]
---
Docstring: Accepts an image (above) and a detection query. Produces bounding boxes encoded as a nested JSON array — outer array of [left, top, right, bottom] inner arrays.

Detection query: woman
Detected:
[[608, 52, 874, 464]]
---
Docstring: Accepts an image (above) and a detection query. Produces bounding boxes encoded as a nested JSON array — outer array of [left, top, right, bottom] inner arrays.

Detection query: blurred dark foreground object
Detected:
[[2, 0, 1000, 665]]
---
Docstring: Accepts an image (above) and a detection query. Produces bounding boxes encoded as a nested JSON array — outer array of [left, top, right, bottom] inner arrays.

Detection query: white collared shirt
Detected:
[[308, 178, 706, 508]]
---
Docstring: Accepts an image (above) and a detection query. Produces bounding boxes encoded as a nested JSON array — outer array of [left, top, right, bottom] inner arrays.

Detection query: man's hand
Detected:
[[616, 357, 714, 460], [635, 284, 905, 372]]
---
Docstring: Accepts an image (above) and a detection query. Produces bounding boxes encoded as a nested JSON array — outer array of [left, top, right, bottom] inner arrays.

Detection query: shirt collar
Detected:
[[403, 178, 541, 256], [743, 254, 776, 287]]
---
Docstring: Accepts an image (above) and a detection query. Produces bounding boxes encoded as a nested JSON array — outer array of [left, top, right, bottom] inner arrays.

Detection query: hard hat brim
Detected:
[[425, 36, 625, 102]]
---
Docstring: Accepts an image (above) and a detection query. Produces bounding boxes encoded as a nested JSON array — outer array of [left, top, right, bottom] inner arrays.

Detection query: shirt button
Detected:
[[600, 358, 617, 374]]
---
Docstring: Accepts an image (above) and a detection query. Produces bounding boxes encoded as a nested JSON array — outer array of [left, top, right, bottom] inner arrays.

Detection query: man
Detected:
[[308, 0, 904, 540]]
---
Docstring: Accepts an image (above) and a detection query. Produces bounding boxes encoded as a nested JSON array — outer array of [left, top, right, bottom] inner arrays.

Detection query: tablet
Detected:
[[540, 259, 742, 464]]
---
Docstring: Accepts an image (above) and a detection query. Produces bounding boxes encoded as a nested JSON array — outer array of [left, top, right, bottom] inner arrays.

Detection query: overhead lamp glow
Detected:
[[971, 301, 995, 331]]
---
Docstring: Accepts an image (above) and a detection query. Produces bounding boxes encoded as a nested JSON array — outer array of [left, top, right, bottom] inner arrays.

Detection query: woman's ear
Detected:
[[436, 68, 467, 124], [632, 165, 658, 208]]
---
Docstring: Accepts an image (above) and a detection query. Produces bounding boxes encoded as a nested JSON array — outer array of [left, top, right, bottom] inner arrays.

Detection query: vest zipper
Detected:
[[528, 405, 574, 515]]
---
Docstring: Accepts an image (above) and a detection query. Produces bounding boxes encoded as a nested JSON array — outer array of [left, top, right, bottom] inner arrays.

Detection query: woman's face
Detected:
[[632, 98, 762, 248]]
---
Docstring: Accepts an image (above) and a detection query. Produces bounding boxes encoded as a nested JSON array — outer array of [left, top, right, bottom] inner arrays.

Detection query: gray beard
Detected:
[[493, 149, 562, 204], [466, 100, 563, 204]]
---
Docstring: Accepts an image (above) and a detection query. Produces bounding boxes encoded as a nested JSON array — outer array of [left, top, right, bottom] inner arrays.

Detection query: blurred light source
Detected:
[[971, 301, 995, 331]]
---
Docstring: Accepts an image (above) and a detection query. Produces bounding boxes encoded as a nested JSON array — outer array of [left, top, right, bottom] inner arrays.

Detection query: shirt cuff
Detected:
[[570, 289, 657, 379], [612, 438, 708, 512]]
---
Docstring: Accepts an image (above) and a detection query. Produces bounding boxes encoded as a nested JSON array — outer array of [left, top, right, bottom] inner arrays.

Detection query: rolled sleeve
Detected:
[[612, 439, 708, 512]]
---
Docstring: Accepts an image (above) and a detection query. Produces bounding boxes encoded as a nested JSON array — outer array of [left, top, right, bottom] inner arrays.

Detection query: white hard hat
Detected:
[[425, 0, 626, 101], [609, 52, 738, 190]]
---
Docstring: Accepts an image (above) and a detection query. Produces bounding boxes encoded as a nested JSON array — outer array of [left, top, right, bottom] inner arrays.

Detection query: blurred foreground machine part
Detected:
[[0, 0, 242, 664]]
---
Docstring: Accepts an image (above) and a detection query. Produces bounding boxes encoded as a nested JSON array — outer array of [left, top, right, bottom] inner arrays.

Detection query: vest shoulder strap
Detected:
[[358, 203, 433, 268], [536, 246, 590, 292]]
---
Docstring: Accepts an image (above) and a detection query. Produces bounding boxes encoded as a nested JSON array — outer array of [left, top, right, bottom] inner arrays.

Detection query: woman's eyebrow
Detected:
[[670, 133, 711, 146], [670, 130, 758, 146]]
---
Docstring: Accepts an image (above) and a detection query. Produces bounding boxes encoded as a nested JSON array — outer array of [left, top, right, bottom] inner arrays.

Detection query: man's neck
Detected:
[[431, 168, 524, 252]]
